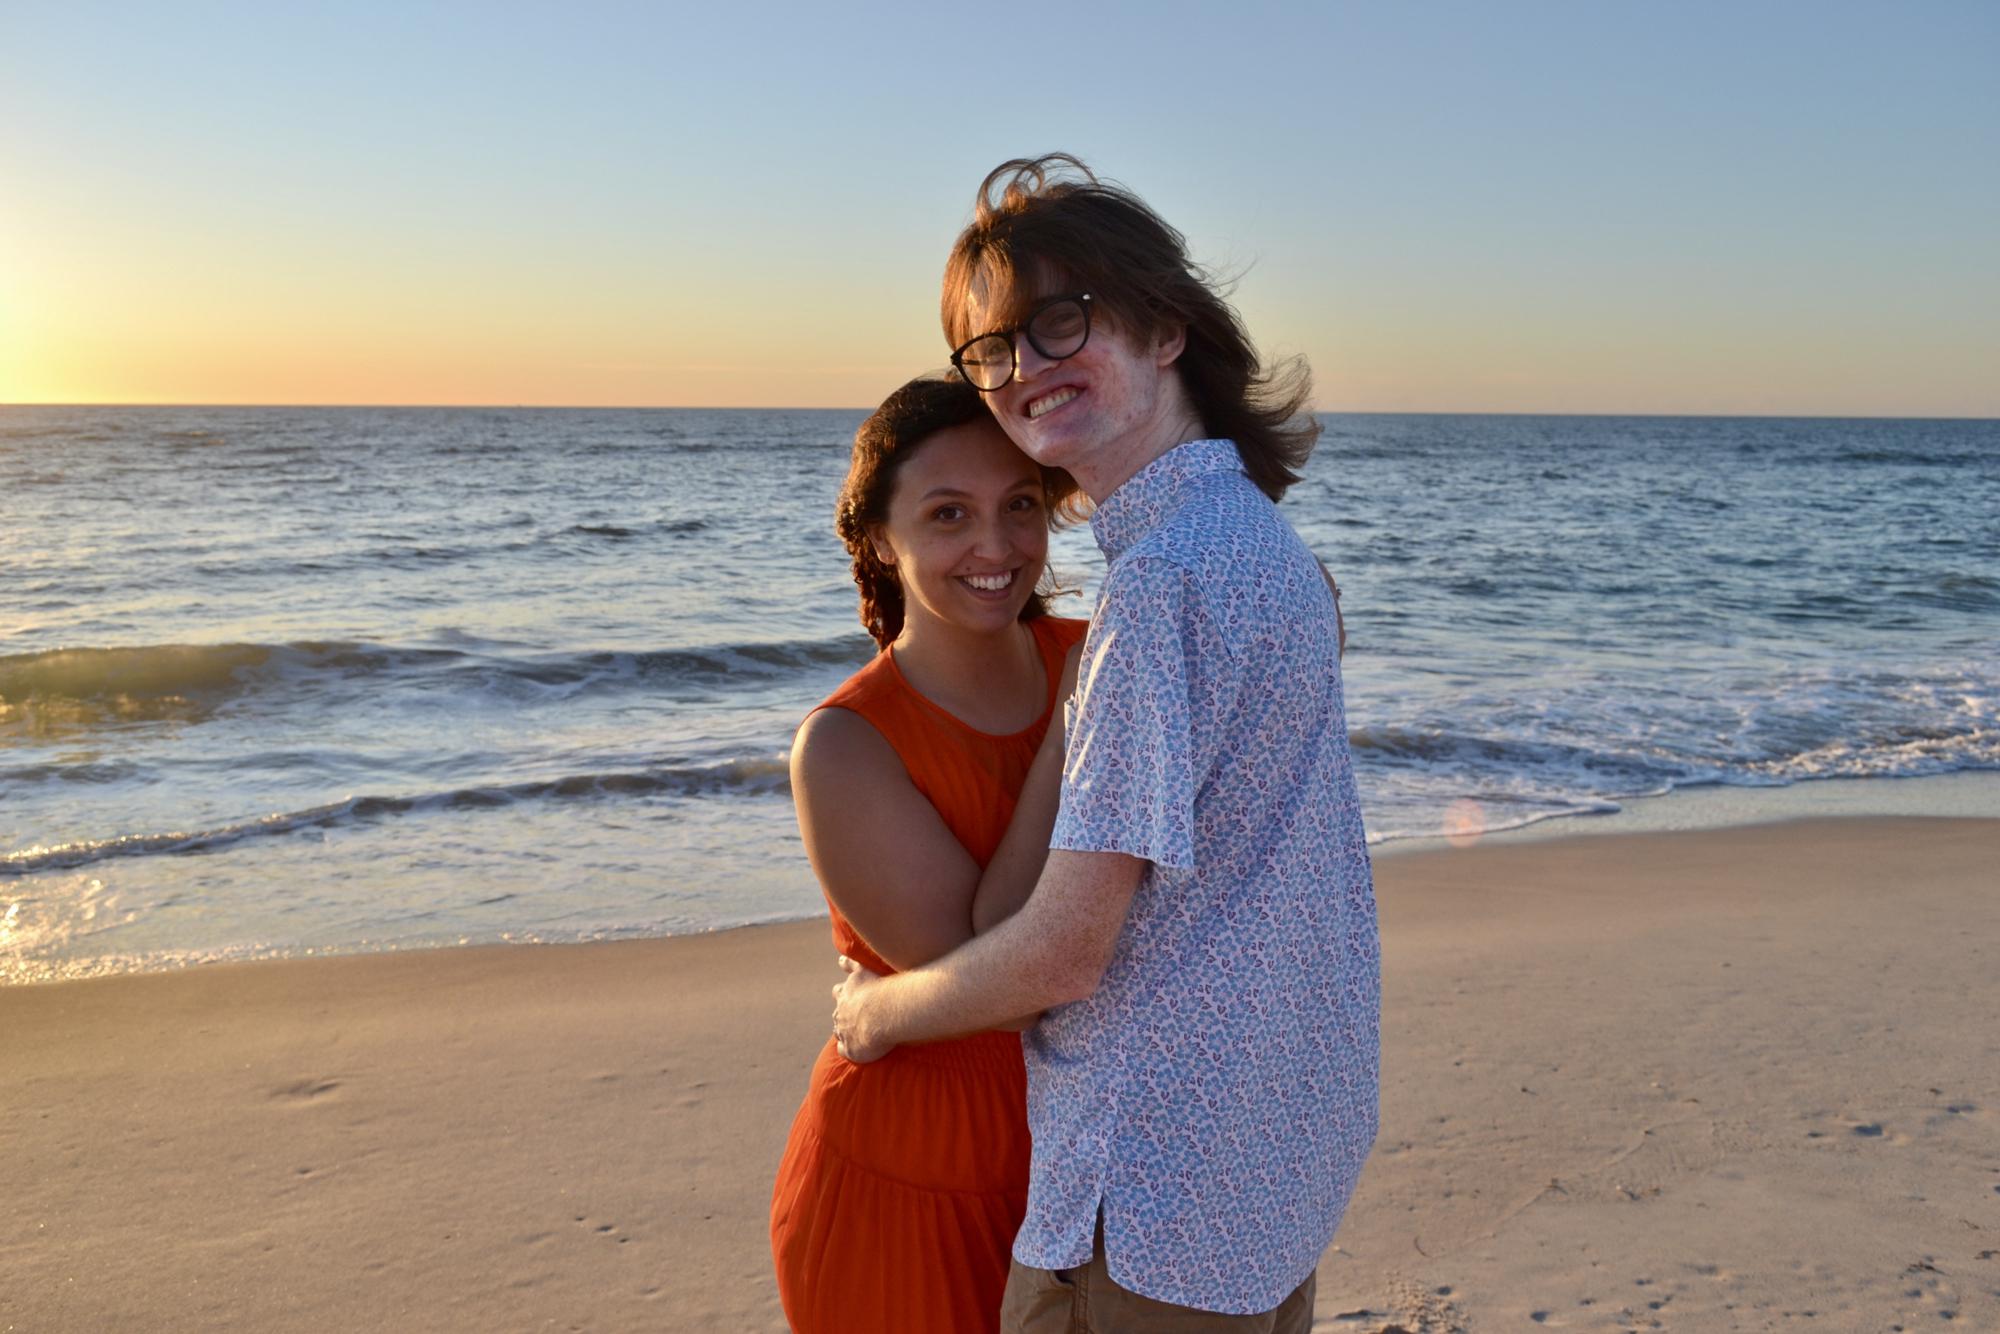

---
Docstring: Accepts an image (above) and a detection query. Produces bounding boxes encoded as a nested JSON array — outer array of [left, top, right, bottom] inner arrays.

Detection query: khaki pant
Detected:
[[998, 1219, 1316, 1334]]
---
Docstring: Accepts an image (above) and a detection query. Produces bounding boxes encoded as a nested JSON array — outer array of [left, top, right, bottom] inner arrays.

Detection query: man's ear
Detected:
[[1153, 322, 1188, 368]]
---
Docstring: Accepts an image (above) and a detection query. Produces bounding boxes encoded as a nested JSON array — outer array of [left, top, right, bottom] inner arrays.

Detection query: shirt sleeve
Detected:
[[1051, 555, 1209, 871]]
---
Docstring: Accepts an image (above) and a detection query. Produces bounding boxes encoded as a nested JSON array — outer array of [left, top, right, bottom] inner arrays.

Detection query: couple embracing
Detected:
[[769, 155, 1381, 1334]]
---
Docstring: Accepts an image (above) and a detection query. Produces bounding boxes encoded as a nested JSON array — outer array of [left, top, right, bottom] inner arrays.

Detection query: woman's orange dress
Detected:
[[770, 614, 1087, 1334]]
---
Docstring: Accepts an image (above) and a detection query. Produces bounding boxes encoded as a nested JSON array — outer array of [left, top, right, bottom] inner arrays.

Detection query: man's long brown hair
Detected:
[[942, 154, 1319, 502]]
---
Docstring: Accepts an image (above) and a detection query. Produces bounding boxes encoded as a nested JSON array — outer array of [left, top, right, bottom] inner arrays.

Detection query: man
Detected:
[[832, 155, 1379, 1332]]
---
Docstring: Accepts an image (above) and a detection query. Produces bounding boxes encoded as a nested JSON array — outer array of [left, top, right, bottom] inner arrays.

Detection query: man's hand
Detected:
[[832, 955, 895, 1063]]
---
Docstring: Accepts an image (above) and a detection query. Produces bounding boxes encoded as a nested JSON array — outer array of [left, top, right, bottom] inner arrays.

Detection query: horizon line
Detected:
[[4, 402, 1996, 423]]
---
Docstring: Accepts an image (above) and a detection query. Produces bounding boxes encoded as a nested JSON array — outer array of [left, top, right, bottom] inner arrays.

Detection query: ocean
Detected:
[[3, 407, 1996, 983]]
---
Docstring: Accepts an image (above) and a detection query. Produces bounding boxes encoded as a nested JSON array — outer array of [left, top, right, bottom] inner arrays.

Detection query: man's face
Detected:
[[958, 268, 1183, 480]]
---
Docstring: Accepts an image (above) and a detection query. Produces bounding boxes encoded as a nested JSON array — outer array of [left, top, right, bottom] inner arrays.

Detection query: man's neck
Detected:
[[1072, 388, 1206, 506]]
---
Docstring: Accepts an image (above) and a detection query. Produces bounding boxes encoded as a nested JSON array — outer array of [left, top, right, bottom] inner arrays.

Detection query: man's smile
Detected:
[[1025, 387, 1082, 420]]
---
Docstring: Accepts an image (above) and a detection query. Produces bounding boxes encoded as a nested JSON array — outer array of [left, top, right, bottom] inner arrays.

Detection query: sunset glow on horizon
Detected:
[[4, 2, 1995, 417]]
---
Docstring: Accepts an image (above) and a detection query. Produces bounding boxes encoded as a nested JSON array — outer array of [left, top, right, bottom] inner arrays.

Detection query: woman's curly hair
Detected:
[[837, 375, 1078, 648]]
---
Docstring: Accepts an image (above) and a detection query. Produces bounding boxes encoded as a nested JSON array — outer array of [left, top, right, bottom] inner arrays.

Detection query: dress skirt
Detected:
[[770, 1029, 1031, 1334]]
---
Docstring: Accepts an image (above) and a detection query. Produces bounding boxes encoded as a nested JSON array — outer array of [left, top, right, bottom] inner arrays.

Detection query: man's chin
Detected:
[[1005, 422, 1084, 471]]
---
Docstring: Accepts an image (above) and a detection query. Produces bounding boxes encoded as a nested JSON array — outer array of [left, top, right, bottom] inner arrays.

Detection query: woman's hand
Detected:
[[832, 956, 893, 1063]]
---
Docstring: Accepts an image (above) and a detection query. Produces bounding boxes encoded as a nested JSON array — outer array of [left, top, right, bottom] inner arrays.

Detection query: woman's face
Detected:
[[871, 418, 1049, 641]]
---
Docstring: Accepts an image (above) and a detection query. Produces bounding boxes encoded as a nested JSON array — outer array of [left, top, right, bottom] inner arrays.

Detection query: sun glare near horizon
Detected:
[[3, 4, 1995, 417]]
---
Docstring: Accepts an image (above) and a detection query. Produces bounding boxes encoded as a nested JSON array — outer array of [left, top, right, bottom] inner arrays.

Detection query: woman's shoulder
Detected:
[[813, 646, 899, 716], [800, 648, 927, 758], [792, 701, 897, 779]]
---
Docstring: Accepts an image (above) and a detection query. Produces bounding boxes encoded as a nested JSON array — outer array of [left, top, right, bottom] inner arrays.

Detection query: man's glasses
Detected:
[[950, 293, 1093, 393]]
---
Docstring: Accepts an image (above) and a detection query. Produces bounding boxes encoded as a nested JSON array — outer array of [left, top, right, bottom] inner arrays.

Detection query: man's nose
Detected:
[[1012, 337, 1053, 384]]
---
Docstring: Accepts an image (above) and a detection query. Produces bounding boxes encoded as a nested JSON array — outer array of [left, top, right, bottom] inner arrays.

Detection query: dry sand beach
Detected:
[[7, 814, 1999, 1332]]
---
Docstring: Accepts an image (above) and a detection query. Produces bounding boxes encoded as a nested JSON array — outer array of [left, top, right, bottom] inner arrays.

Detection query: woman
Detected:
[[769, 374, 1085, 1334]]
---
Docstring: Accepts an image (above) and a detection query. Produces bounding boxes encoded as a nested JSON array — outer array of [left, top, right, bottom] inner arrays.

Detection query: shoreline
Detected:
[[9, 769, 1996, 989], [7, 813, 1999, 1330], [1373, 766, 2000, 856]]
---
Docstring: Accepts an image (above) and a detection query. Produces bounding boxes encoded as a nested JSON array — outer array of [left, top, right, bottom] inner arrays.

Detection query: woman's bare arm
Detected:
[[969, 642, 1080, 934], [790, 642, 1080, 974]]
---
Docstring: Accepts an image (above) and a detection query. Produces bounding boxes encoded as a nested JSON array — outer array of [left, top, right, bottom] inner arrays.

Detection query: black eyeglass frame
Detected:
[[949, 293, 1094, 393]]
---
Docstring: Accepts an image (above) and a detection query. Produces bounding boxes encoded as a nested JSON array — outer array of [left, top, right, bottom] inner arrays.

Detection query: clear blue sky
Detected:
[[3, 0, 1995, 413]]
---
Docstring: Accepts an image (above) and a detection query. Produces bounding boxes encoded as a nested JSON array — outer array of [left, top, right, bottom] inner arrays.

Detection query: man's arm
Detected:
[[834, 556, 1195, 1059], [833, 848, 1145, 1061]]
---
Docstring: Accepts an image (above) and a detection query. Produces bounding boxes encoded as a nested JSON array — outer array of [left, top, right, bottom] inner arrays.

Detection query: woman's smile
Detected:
[[957, 568, 1019, 598]]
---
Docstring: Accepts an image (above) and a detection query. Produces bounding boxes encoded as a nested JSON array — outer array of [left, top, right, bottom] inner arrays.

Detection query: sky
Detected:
[[2, 1, 1996, 415]]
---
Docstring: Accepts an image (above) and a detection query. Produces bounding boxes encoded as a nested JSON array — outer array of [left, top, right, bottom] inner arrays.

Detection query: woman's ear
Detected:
[[1153, 322, 1188, 368], [867, 525, 897, 569]]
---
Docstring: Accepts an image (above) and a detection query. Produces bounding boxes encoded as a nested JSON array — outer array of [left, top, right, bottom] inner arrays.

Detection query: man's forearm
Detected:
[[860, 849, 1145, 1051], [866, 898, 1074, 1047]]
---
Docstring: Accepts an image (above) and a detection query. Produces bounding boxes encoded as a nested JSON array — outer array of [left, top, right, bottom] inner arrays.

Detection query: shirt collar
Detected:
[[1089, 439, 1245, 560]]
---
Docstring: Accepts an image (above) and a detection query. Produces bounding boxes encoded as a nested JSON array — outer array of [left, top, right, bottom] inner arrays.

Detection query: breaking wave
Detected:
[[1, 756, 793, 875]]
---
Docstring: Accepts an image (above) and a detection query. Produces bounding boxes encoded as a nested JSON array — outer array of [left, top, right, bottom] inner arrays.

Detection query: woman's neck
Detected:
[[891, 615, 1047, 735]]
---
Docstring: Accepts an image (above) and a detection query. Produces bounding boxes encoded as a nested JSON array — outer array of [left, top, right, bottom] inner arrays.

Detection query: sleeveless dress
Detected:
[[770, 614, 1088, 1334]]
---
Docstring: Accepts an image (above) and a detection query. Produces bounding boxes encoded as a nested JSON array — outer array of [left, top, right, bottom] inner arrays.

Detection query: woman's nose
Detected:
[[972, 516, 1013, 557]]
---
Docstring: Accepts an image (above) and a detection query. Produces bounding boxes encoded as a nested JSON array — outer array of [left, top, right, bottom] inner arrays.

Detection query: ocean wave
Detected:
[[1901, 573, 2000, 612], [0, 760, 142, 786], [1748, 727, 2000, 781], [1828, 448, 1972, 466], [1348, 658, 2000, 843], [567, 518, 707, 541], [179, 517, 722, 580], [1, 757, 794, 875], [1350, 724, 1677, 788], [0, 634, 874, 718], [0, 643, 282, 702], [1365, 797, 1628, 846]]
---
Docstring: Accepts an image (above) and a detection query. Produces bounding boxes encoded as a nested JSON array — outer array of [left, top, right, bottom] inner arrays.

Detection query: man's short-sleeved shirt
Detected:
[[1017, 438, 1381, 1315]]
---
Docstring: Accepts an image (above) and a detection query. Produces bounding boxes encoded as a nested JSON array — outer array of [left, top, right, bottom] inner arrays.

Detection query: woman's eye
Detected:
[[1009, 495, 1043, 513], [932, 505, 964, 522]]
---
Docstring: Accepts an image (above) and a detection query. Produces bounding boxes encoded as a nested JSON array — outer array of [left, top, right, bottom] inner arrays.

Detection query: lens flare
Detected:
[[1444, 798, 1486, 848]]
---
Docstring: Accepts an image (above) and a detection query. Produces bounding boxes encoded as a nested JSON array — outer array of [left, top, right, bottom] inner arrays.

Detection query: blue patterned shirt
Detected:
[[1017, 439, 1381, 1314]]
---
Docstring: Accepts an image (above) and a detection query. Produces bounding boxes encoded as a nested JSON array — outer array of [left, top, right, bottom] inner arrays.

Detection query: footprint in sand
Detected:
[[571, 1213, 634, 1246], [270, 1078, 341, 1103], [1847, 1120, 1915, 1144], [1920, 1101, 1991, 1133]]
